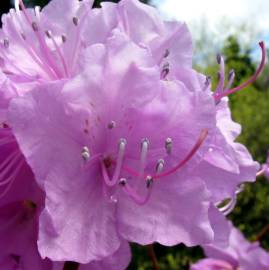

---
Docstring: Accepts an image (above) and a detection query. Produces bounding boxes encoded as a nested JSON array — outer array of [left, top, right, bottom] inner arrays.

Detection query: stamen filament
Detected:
[[18, 0, 62, 78], [214, 42, 266, 101], [152, 129, 208, 179], [122, 181, 152, 205], [215, 55, 225, 94]]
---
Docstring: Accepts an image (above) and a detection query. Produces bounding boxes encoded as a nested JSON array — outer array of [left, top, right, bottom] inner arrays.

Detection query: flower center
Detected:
[[82, 129, 208, 205]]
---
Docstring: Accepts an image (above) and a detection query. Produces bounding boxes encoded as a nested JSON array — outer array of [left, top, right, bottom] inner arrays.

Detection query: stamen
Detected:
[[108, 121, 116, 129], [146, 175, 153, 188], [31, 22, 38, 32], [0, 159, 24, 199], [102, 138, 126, 187], [165, 138, 172, 154], [214, 41, 266, 101], [34, 6, 40, 20], [49, 31, 70, 77], [121, 178, 153, 205], [61, 34, 67, 43], [202, 76, 211, 91], [156, 159, 164, 173], [215, 54, 225, 95], [163, 49, 170, 58], [18, 0, 62, 78], [72, 17, 79, 26], [139, 138, 149, 178], [119, 178, 127, 186], [81, 146, 90, 161], [224, 69, 235, 91], [218, 196, 237, 216], [3, 39, 9, 49], [152, 129, 208, 179], [160, 62, 170, 79]]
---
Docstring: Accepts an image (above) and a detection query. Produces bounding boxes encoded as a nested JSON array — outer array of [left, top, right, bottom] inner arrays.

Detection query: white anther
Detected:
[[165, 138, 172, 154], [72, 17, 79, 26], [34, 6, 41, 20], [81, 146, 90, 161], [156, 159, 165, 173], [146, 175, 153, 189], [141, 138, 149, 150], [119, 178, 127, 186], [108, 121, 116, 129], [119, 138, 127, 148]]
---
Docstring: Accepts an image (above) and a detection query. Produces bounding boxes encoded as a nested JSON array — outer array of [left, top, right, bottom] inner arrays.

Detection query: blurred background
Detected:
[[1, 0, 269, 269]]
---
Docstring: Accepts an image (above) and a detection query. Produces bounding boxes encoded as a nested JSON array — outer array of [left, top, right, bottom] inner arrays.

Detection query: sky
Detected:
[[152, 0, 269, 30], [151, 0, 269, 61]]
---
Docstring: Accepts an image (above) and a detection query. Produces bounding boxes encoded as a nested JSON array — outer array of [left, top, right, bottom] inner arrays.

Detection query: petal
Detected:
[[117, 175, 214, 246], [8, 82, 121, 263]]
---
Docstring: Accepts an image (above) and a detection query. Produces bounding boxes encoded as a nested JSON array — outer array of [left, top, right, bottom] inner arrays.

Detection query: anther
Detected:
[[119, 178, 127, 186], [228, 69, 235, 81], [21, 33, 26, 40], [161, 62, 170, 79], [119, 138, 127, 147], [141, 138, 149, 149], [163, 49, 170, 58], [81, 146, 90, 161], [165, 138, 172, 154], [3, 39, 9, 49], [108, 121, 116, 130], [32, 22, 39, 32], [72, 17, 79, 26], [61, 34, 67, 43], [45, 30, 52, 39], [146, 175, 153, 188], [156, 159, 165, 172], [216, 53, 221, 64]]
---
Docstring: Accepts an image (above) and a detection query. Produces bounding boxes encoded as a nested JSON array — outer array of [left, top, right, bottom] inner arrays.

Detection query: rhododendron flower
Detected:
[[257, 150, 269, 180], [198, 222, 269, 270], [191, 258, 234, 270], [9, 30, 221, 263], [0, 0, 266, 267]]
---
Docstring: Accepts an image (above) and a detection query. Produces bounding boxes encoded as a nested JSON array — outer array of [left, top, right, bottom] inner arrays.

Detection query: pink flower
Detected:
[[202, 222, 269, 270], [1, 0, 265, 266], [9, 30, 220, 262], [191, 258, 234, 270], [257, 151, 269, 180]]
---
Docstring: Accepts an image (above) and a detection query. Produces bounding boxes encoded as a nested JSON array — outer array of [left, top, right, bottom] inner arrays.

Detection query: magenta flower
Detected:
[[201, 222, 269, 270]]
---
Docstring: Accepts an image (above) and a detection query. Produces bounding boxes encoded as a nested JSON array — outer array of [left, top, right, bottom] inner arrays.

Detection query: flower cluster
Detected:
[[0, 0, 266, 269]]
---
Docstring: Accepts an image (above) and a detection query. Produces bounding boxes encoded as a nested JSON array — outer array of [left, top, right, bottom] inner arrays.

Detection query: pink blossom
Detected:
[[0, 0, 265, 266], [9, 30, 220, 262], [191, 258, 233, 270], [202, 222, 269, 270], [257, 151, 269, 180]]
